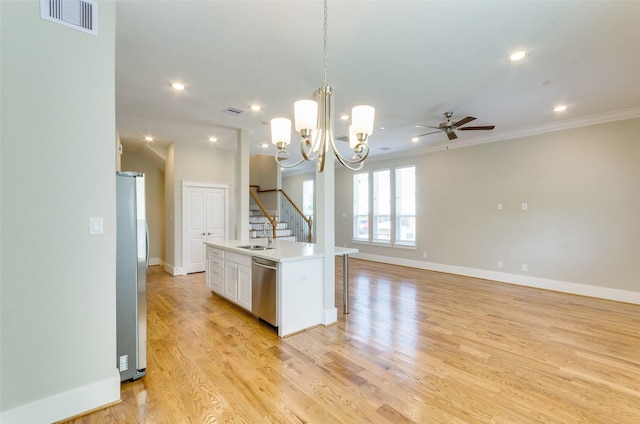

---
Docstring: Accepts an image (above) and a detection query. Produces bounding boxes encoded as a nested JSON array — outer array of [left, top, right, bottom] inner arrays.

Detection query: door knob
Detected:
[[201, 232, 206, 236]]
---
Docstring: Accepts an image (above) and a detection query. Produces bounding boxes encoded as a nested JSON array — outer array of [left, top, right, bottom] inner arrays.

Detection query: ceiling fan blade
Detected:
[[447, 131, 457, 141], [415, 125, 441, 130], [458, 125, 495, 131], [416, 130, 442, 138], [452, 116, 476, 127]]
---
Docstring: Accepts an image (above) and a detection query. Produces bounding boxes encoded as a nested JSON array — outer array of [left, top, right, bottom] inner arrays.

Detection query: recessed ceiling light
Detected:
[[261, 143, 269, 148], [144, 136, 154, 142], [171, 82, 185, 91], [339, 115, 349, 121], [250, 105, 261, 111], [508, 51, 527, 62], [553, 105, 568, 112], [209, 137, 218, 142], [411, 137, 419, 142]]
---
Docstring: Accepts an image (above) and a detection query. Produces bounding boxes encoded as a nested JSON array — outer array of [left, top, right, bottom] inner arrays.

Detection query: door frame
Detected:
[[182, 181, 229, 274]]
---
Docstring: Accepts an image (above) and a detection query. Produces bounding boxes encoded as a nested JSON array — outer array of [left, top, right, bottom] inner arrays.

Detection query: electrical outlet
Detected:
[[497, 203, 503, 210], [522, 264, 528, 272], [497, 261, 503, 268], [522, 202, 528, 211], [423, 252, 427, 259]]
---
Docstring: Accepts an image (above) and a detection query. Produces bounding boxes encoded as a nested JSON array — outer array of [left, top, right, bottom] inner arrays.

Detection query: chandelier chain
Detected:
[[323, 0, 328, 87]]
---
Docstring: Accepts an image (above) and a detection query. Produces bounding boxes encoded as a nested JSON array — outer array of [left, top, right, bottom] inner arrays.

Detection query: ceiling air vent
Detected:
[[336, 135, 349, 142], [40, 0, 98, 36], [223, 107, 245, 116]]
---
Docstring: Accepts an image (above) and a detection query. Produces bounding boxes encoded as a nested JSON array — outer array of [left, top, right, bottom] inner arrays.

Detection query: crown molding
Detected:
[[368, 107, 640, 164]]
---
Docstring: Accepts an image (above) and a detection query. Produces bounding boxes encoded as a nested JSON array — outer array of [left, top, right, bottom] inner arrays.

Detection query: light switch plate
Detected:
[[89, 217, 103, 235]]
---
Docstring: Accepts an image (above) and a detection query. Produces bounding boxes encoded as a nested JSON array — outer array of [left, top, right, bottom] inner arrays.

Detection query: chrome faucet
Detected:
[[264, 222, 273, 246]]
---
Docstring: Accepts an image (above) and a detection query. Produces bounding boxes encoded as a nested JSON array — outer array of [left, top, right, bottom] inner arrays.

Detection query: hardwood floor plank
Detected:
[[62, 260, 640, 423]]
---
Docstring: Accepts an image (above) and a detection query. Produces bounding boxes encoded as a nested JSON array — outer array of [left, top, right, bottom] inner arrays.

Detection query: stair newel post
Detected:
[[271, 217, 278, 240]]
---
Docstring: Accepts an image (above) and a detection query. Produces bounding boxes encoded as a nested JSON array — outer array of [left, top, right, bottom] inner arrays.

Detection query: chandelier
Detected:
[[271, 0, 375, 172]]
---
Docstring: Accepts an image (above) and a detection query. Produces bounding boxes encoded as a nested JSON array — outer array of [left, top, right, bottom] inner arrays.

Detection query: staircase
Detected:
[[248, 208, 297, 243]]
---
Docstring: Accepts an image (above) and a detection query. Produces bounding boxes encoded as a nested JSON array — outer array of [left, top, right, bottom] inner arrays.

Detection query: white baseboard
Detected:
[[163, 263, 185, 276], [149, 257, 162, 266], [352, 253, 640, 305], [322, 307, 338, 325], [0, 369, 120, 424]]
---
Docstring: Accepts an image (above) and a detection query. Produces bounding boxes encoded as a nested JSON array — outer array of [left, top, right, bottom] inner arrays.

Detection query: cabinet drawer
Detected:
[[226, 251, 251, 267], [209, 274, 224, 286], [209, 257, 224, 269], [208, 247, 224, 260], [209, 266, 224, 279]]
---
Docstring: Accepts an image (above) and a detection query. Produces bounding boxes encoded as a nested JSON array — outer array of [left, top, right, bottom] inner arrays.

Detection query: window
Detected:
[[352, 165, 416, 247], [302, 179, 314, 218], [353, 173, 369, 240], [373, 169, 391, 243], [395, 166, 416, 245]]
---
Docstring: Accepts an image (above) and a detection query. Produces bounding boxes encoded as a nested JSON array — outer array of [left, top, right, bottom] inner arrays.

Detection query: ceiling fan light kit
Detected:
[[415, 112, 495, 141], [271, 0, 375, 172]]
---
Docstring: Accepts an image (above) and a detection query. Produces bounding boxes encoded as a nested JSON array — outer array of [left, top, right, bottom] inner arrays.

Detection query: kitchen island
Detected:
[[204, 240, 357, 337]]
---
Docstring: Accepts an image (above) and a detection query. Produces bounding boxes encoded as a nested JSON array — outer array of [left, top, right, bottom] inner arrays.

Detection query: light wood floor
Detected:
[[66, 259, 640, 423]]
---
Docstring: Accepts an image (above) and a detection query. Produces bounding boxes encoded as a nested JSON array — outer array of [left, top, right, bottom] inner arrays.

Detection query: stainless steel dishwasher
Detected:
[[251, 257, 277, 327]]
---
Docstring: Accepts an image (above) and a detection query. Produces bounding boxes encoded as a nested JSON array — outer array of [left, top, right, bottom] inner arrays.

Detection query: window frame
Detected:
[[351, 165, 416, 248]]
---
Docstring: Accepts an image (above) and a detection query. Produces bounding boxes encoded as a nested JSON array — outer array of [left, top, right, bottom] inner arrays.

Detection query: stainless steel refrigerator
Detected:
[[116, 171, 148, 381]]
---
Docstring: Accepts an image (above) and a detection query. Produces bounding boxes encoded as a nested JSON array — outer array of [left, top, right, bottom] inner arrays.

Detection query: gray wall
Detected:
[[250, 154, 279, 212], [285, 118, 640, 297], [1, 1, 119, 421], [166, 143, 236, 272]]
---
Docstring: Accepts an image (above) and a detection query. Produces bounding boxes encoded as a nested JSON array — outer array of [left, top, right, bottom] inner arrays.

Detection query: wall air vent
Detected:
[[40, 0, 98, 36], [223, 107, 245, 116]]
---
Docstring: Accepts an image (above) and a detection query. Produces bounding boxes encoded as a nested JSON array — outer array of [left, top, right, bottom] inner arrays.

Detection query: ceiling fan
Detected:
[[415, 112, 495, 141]]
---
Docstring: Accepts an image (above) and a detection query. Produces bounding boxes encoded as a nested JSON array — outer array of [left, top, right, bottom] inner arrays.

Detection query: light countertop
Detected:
[[205, 240, 358, 263]]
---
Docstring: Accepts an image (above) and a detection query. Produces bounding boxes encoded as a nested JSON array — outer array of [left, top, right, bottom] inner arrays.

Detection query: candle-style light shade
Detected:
[[294, 100, 318, 131], [348, 125, 358, 149], [351, 105, 375, 136], [271, 118, 292, 146]]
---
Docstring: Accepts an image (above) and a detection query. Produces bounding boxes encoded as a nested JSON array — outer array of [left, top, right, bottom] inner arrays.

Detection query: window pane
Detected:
[[373, 170, 390, 243], [302, 179, 314, 217], [395, 166, 416, 244], [353, 173, 369, 240]]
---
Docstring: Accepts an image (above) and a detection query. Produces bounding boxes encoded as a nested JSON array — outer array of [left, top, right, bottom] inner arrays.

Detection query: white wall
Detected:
[[285, 118, 640, 302], [0, 1, 120, 422]]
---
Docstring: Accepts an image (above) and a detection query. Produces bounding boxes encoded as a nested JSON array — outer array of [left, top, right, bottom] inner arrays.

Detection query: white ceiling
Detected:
[[115, 1, 640, 170]]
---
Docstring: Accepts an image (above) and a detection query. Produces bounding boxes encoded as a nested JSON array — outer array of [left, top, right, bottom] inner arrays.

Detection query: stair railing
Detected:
[[250, 186, 313, 243], [249, 189, 278, 240]]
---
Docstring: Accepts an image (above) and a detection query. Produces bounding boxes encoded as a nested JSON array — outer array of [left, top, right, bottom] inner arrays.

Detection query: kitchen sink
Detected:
[[237, 245, 274, 251]]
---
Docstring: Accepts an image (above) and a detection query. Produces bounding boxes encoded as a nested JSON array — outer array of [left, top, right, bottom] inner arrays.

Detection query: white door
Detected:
[[185, 185, 227, 274], [206, 189, 225, 242]]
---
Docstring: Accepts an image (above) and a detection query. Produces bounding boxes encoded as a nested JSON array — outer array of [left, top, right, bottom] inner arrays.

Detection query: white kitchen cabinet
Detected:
[[221, 251, 252, 311], [206, 246, 224, 295], [223, 263, 238, 302], [236, 264, 251, 311]]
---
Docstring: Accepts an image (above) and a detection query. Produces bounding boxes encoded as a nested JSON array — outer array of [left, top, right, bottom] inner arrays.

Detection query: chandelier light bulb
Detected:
[[271, 118, 292, 147], [352, 105, 375, 136], [294, 100, 318, 132]]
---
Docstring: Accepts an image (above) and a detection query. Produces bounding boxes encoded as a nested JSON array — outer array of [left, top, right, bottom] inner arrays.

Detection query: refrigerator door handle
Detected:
[[145, 223, 150, 269]]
